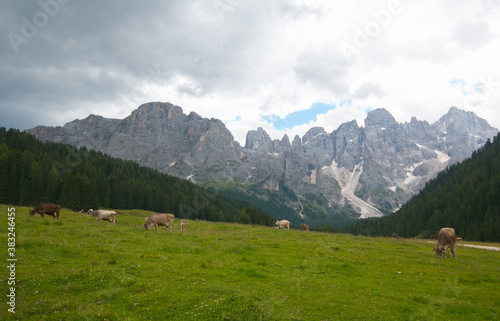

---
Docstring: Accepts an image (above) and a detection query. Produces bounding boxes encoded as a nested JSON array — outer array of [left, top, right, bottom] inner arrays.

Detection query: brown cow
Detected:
[[143, 213, 175, 232], [301, 223, 309, 231], [180, 219, 186, 231], [29, 203, 61, 220], [432, 227, 457, 259]]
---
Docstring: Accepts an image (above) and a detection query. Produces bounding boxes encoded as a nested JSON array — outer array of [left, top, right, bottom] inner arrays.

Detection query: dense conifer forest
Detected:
[[0, 128, 275, 226], [341, 133, 500, 242]]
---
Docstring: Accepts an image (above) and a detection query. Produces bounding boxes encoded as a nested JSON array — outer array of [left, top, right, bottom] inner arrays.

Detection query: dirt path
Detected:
[[457, 244, 500, 251], [427, 241, 500, 251]]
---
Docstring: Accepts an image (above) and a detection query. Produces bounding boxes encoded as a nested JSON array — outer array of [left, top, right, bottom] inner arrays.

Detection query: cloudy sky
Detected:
[[1, 0, 499, 144]]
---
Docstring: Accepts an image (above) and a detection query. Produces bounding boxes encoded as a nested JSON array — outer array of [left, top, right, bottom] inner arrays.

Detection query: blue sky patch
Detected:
[[474, 82, 485, 94], [449, 78, 469, 95], [449, 78, 466, 87], [263, 102, 336, 130], [449, 78, 485, 96]]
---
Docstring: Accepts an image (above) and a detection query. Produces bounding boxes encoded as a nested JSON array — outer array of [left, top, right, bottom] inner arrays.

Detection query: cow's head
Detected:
[[142, 223, 149, 230], [432, 245, 444, 258], [29, 209, 35, 216]]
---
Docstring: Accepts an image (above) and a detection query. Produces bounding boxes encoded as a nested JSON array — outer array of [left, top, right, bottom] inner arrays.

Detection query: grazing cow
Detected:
[[276, 220, 290, 229], [180, 219, 186, 231], [93, 210, 118, 225], [432, 227, 457, 259], [301, 223, 309, 231], [143, 213, 175, 232], [29, 203, 61, 220]]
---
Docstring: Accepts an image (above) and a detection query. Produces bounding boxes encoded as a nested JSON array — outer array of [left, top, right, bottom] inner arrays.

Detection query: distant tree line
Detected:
[[0, 128, 274, 226], [341, 134, 500, 242]]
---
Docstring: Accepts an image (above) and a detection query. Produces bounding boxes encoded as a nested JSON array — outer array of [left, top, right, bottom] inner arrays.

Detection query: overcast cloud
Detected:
[[1, 0, 499, 144]]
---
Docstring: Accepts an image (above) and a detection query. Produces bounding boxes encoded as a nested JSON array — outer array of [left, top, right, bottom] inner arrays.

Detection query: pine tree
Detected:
[[46, 168, 60, 203]]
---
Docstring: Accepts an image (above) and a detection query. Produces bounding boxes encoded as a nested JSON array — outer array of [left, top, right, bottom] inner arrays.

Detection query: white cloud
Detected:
[[0, 0, 499, 144], [453, 19, 495, 49]]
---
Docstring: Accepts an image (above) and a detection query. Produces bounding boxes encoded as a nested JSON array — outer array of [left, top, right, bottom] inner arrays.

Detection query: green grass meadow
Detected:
[[1, 205, 499, 320]]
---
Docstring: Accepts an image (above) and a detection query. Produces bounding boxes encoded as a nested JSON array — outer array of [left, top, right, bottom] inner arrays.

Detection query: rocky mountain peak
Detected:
[[245, 127, 273, 152], [292, 135, 302, 147], [302, 127, 327, 143], [271, 134, 291, 153], [188, 111, 203, 121], [433, 106, 497, 161], [364, 108, 397, 128], [281, 134, 291, 146], [244, 128, 293, 154], [84, 114, 102, 123], [437, 106, 494, 133]]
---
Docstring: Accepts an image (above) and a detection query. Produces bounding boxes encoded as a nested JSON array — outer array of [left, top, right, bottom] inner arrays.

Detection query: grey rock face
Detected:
[[332, 120, 363, 171], [27, 103, 498, 219], [245, 127, 274, 153], [29, 102, 246, 183]]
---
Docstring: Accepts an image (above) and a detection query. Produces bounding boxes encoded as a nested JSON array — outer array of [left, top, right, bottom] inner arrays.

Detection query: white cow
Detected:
[[276, 220, 290, 229], [93, 210, 120, 226]]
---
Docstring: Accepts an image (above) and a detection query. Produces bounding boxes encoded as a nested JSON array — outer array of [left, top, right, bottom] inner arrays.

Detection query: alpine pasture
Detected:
[[1, 205, 499, 320]]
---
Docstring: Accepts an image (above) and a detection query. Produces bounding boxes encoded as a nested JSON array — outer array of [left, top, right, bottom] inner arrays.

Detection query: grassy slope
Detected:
[[0, 205, 499, 320]]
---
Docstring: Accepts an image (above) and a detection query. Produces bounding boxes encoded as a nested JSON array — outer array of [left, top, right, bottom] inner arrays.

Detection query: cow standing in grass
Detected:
[[29, 203, 61, 220], [143, 213, 175, 232], [432, 227, 457, 259], [276, 220, 290, 229], [93, 210, 121, 226]]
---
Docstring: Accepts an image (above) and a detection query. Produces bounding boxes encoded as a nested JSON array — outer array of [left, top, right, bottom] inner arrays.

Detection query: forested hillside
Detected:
[[342, 133, 500, 242], [0, 128, 274, 226]]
